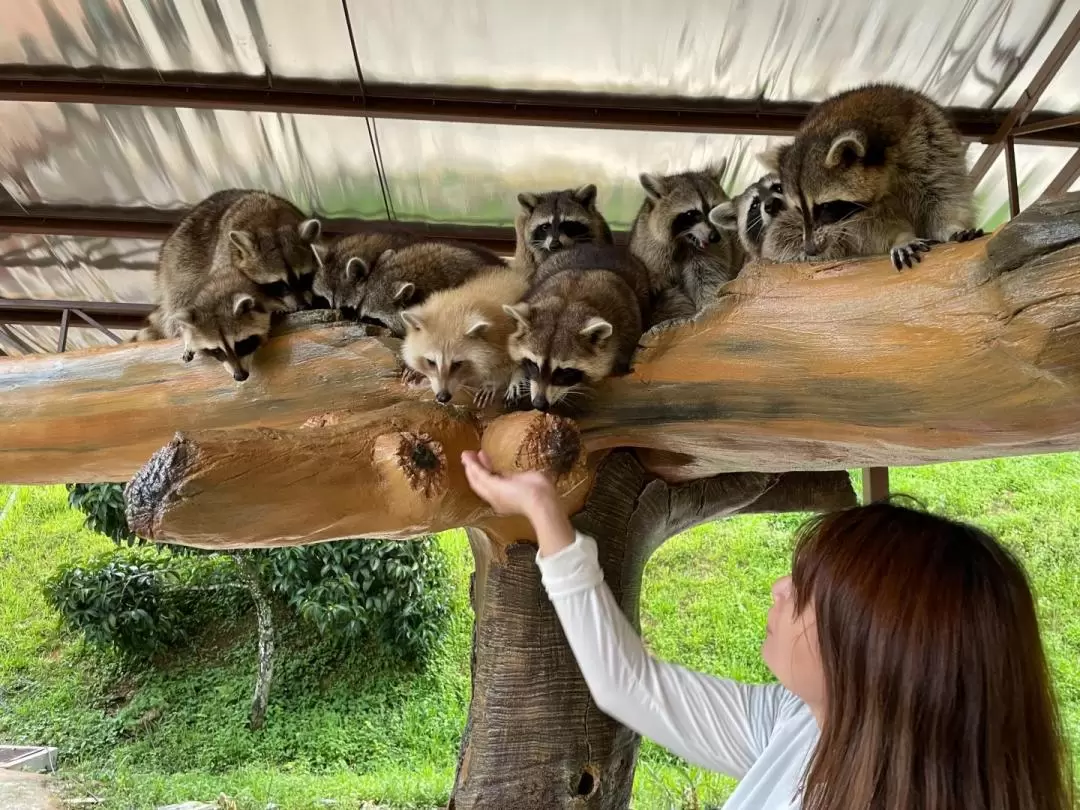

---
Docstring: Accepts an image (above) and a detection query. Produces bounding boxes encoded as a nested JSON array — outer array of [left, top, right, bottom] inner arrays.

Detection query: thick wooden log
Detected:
[[3, 195, 1080, 485]]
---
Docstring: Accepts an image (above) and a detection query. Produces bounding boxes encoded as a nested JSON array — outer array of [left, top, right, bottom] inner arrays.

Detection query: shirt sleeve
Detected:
[[537, 531, 793, 778]]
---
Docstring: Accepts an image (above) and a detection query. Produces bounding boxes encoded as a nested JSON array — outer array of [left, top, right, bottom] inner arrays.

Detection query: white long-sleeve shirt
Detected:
[[537, 532, 819, 809]]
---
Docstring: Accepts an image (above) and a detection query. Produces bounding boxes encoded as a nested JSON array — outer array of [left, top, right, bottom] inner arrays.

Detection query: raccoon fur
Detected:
[[709, 173, 786, 260], [400, 265, 530, 407], [312, 231, 419, 312], [504, 244, 649, 412], [628, 162, 746, 322], [165, 189, 324, 310], [513, 185, 614, 275], [357, 240, 505, 337], [759, 83, 980, 271]]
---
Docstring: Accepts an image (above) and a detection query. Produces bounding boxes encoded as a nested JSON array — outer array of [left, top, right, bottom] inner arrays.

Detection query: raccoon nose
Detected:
[[532, 394, 550, 412], [435, 390, 452, 404], [233, 368, 250, 382], [803, 239, 820, 257]]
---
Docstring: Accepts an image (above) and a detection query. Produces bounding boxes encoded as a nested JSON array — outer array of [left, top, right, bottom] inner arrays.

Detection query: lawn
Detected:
[[0, 453, 1077, 809]]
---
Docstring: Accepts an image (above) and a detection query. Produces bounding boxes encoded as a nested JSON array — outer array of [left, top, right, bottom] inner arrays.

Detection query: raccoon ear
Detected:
[[345, 257, 368, 283], [298, 218, 322, 243], [708, 201, 739, 231], [639, 173, 667, 201], [393, 281, 417, 305], [502, 303, 531, 329], [571, 184, 598, 208], [517, 193, 540, 213], [580, 317, 613, 344], [229, 230, 257, 257], [825, 130, 867, 169], [232, 293, 258, 317], [401, 310, 424, 331], [465, 316, 492, 337], [757, 143, 790, 173], [378, 248, 396, 264]]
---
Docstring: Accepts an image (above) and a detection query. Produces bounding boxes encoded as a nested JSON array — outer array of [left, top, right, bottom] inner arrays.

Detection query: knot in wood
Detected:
[[124, 433, 188, 540], [396, 431, 446, 498], [517, 414, 581, 479]]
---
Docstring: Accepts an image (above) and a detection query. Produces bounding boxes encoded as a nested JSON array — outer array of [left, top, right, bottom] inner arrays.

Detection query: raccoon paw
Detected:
[[890, 240, 931, 271], [948, 228, 984, 243], [400, 367, 427, 388], [182, 350, 194, 363]]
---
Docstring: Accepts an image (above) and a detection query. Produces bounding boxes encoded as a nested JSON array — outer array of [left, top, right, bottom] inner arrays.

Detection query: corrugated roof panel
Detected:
[[0, 0, 358, 81], [348, 0, 1062, 108], [375, 118, 789, 228], [0, 101, 387, 218], [995, 0, 1080, 111]]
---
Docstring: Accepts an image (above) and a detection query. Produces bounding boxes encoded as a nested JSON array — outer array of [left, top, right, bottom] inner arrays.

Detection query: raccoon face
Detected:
[[761, 205, 870, 263], [639, 162, 730, 253], [358, 261, 424, 337], [229, 218, 322, 311], [759, 133, 884, 256], [503, 302, 616, 411], [401, 311, 496, 404], [313, 254, 369, 313], [172, 292, 272, 382], [516, 185, 611, 266], [709, 174, 786, 256]]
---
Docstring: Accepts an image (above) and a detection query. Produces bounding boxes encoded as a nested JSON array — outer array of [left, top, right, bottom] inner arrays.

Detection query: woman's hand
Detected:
[[461, 450, 574, 556]]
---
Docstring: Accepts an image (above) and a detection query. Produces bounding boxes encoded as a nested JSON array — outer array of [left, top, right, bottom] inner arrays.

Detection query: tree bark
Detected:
[[234, 552, 274, 731], [449, 454, 855, 809], [5, 194, 1080, 486]]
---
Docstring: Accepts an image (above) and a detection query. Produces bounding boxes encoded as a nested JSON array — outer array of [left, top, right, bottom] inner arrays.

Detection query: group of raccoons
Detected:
[[137, 83, 982, 412]]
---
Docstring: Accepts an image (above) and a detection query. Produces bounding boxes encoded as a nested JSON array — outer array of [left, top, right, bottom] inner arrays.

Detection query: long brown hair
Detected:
[[791, 498, 1074, 810]]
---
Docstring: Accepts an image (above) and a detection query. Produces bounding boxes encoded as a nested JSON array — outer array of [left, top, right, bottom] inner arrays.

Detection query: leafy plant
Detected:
[[66, 483, 135, 545], [266, 537, 450, 663], [44, 547, 246, 657]]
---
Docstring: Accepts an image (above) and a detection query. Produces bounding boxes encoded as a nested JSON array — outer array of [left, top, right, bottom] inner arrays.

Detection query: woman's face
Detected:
[[762, 575, 826, 711]]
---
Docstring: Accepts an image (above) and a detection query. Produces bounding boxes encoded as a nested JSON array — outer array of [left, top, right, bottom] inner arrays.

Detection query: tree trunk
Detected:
[[6, 194, 1080, 486], [234, 552, 274, 731], [449, 454, 854, 809]]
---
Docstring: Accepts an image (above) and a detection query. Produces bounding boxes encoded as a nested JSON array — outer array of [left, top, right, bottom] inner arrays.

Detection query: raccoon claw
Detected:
[[948, 228, 984, 243], [890, 240, 931, 271], [400, 367, 426, 388], [182, 350, 194, 363], [473, 388, 497, 409]]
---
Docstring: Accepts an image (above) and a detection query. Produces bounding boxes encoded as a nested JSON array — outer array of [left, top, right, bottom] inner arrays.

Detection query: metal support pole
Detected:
[[1005, 136, 1021, 219], [57, 308, 70, 352]]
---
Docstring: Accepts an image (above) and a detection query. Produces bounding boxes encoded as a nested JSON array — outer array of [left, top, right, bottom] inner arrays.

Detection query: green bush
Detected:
[[44, 547, 246, 657], [66, 483, 136, 545], [265, 537, 450, 663]]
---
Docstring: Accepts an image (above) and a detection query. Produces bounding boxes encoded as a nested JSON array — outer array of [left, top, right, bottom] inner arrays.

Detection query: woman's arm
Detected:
[[462, 451, 792, 778]]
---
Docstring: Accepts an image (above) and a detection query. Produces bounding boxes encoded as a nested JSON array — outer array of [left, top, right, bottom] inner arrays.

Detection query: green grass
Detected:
[[1, 456, 1078, 809]]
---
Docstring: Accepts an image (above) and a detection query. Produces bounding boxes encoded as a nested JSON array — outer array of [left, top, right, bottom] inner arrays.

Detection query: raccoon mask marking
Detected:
[[709, 174, 786, 257], [514, 185, 613, 270], [503, 302, 617, 412], [229, 217, 322, 311], [172, 292, 272, 382]]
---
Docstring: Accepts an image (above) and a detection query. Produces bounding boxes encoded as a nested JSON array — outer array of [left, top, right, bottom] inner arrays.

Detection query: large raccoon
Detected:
[[312, 231, 419, 313], [759, 84, 980, 271], [512, 185, 614, 275], [709, 173, 786, 260], [628, 162, 746, 322], [400, 265, 530, 407], [357, 240, 505, 336], [503, 244, 649, 411]]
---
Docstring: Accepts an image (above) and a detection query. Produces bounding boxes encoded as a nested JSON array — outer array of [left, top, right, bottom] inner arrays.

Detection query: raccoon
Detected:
[[312, 231, 419, 313], [628, 162, 746, 322], [708, 173, 786, 260], [504, 244, 649, 411], [400, 265, 530, 407], [357, 240, 505, 336], [513, 185, 614, 274], [758, 83, 980, 271]]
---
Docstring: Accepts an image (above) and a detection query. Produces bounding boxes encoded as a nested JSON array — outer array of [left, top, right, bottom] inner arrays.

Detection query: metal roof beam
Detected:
[[2, 72, 1080, 145], [969, 9, 1080, 185], [0, 298, 150, 330]]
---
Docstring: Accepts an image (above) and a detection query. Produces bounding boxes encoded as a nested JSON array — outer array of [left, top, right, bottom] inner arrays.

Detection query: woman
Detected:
[[461, 450, 1074, 810]]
